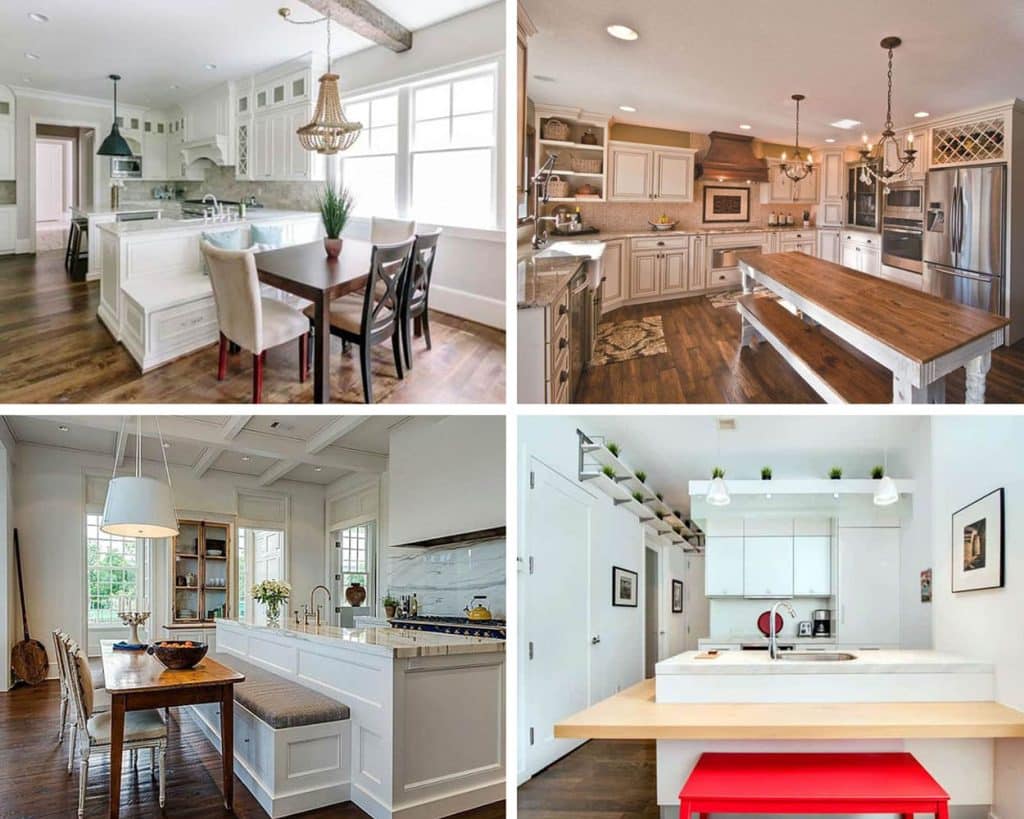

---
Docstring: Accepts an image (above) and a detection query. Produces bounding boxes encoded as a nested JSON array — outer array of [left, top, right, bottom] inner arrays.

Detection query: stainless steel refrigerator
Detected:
[[923, 164, 1006, 313]]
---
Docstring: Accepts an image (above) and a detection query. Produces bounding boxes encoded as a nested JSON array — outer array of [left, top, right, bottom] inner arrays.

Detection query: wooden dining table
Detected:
[[100, 641, 245, 818], [254, 239, 374, 403]]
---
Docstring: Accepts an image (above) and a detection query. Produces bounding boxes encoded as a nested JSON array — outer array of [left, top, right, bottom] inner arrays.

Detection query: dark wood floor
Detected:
[[0, 681, 506, 818], [518, 740, 658, 818], [0, 251, 505, 404], [577, 296, 1024, 404]]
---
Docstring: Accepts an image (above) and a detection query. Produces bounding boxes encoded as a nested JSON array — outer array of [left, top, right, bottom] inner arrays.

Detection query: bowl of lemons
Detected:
[[648, 215, 678, 232]]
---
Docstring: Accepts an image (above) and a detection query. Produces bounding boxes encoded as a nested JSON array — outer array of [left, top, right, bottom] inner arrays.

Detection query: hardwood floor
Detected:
[[0, 251, 505, 404], [0, 681, 507, 818], [518, 740, 658, 818], [577, 295, 1024, 404]]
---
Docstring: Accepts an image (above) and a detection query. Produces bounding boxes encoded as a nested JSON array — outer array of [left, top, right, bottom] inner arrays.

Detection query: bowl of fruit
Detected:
[[648, 215, 678, 231], [147, 640, 208, 670]]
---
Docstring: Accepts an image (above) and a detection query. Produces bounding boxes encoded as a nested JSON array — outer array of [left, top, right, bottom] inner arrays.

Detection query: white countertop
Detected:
[[97, 208, 319, 237], [217, 618, 505, 659], [656, 649, 993, 676], [72, 200, 178, 217]]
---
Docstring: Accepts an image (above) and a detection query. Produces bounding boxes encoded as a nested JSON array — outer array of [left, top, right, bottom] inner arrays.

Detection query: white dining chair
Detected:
[[370, 216, 416, 245], [54, 631, 109, 774]]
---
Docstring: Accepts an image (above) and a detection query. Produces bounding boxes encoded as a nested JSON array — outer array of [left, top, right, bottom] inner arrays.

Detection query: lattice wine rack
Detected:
[[931, 116, 1006, 165]]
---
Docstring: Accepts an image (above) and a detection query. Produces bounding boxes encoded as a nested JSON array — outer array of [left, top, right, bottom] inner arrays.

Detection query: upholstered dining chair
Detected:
[[400, 230, 442, 369], [63, 638, 167, 817], [304, 238, 415, 403], [370, 216, 416, 245], [201, 241, 311, 403], [53, 631, 108, 774]]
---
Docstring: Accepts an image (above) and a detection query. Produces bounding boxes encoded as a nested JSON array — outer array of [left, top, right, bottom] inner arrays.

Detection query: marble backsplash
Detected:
[[121, 164, 322, 212], [0, 181, 14, 205], [385, 537, 505, 619]]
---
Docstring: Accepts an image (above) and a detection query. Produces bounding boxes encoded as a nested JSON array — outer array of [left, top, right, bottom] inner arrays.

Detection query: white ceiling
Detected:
[[0, 0, 496, 107], [2, 415, 411, 486], [524, 0, 1024, 145]]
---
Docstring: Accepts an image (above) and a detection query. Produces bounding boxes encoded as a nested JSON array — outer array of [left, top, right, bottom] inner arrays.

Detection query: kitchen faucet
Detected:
[[531, 153, 560, 249], [310, 584, 331, 627], [768, 600, 797, 660], [201, 193, 221, 221]]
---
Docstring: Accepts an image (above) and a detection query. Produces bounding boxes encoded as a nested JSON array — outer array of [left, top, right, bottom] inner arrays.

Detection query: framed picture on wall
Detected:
[[702, 185, 751, 223], [671, 580, 684, 613], [951, 488, 1005, 593], [612, 565, 639, 607]]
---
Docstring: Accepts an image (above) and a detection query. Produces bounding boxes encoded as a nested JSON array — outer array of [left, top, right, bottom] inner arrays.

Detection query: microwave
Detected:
[[110, 155, 143, 179], [883, 182, 925, 220]]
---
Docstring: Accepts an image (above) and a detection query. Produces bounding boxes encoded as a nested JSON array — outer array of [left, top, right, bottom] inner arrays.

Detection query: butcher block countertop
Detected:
[[554, 680, 1024, 741], [736, 251, 1009, 363]]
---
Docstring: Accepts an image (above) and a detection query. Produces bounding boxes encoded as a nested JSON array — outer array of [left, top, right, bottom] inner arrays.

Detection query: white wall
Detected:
[[0, 424, 14, 690], [930, 416, 1024, 817]]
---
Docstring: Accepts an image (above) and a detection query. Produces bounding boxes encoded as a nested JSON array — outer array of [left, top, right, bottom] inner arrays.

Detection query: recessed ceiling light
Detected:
[[24, 52, 40, 61], [58, 424, 69, 432], [162, 442, 171, 449], [914, 111, 930, 118], [314, 466, 323, 472], [606, 24, 639, 41], [28, 12, 49, 23], [824, 138, 837, 143], [241, 455, 251, 461], [170, 84, 179, 90], [204, 63, 217, 71], [830, 119, 861, 130], [619, 105, 637, 112], [739, 124, 752, 130], [533, 74, 556, 83]]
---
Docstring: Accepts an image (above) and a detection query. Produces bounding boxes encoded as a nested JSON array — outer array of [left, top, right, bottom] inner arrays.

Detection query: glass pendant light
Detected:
[[706, 474, 731, 506], [102, 417, 179, 538], [97, 74, 134, 157], [780, 94, 814, 182], [873, 449, 899, 507]]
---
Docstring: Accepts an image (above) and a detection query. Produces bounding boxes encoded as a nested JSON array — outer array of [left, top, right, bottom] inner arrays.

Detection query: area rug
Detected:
[[592, 316, 668, 365], [707, 286, 778, 309]]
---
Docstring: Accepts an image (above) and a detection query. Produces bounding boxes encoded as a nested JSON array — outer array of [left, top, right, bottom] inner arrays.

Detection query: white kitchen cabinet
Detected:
[[762, 160, 818, 204], [690, 234, 706, 291], [817, 150, 846, 226], [818, 228, 841, 263], [794, 517, 831, 537], [838, 526, 900, 646], [629, 236, 689, 301], [793, 536, 831, 596], [0, 206, 16, 254], [743, 518, 793, 537], [609, 146, 651, 200], [705, 518, 744, 537], [705, 536, 744, 597], [251, 106, 323, 182], [235, 121, 252, 181], [742, 536, 794, 598], [0, 86, 14, 181], [661, 248, 688, 295], [142, 132, 167, 180], [254, 116, 272, 179], [841, 232, 881, 276], [780, 230, 816, 256], [629, 251, 660, 298], [609, 141, 697, 202], [653, 150, 694, 201], [601, 239, 625, 312]]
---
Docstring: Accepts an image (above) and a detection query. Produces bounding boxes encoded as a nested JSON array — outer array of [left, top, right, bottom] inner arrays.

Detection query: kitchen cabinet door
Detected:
[[271, 113, 289, 180], [705, 536, 744, 597], [841, 240, 861, 271], [609, 146, 651, 201], [907, 129, 928, 179], [793, 536, 831, 596], [861, 244, 881, 276], [743, 536, 794, 598], [818, 229, 840, 263], [254, 116, 273, 178], [601, 240, 625, 310], [821, 151, 845, 201], [838, 527, 900, 646], [142, 133, 167, 180], [0, 121, 14, 181], [793, 172, 817, 203], [0, 208, 15, 253], [660, 249, 689, 295], [629, 251, 660, 299], [689, 235, 706, 291], [287, 108, 308, 179], [653, 150, 693, 202], [768, 166, 793, 202]]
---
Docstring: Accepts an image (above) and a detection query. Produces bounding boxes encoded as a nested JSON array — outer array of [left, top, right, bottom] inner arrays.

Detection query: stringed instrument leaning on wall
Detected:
[[11, 528, 48, 686]]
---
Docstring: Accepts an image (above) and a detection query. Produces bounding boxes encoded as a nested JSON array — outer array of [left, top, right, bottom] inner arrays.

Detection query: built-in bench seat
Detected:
[[188, 651, 352, 818], [738, 294, 893, 404]]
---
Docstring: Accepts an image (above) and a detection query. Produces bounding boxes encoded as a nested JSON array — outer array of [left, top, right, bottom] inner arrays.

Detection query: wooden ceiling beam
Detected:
[[297, 0, 412, 53]]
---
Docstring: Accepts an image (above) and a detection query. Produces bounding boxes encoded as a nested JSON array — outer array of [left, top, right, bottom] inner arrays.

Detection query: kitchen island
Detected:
[[213, 618, 505, 819], [70, 200, 180, 281]]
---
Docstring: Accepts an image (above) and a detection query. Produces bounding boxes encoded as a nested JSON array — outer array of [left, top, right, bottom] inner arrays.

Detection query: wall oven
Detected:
[[883, 182, 925, 220], [110, 155, 143, 179], [881, 217, 923, 274]]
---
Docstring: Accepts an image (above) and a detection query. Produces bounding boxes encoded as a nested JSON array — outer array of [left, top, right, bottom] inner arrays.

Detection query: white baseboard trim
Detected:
[[352, 779, 504, 819], [15, 239, 33, 254], [431, 285, 505, 330]]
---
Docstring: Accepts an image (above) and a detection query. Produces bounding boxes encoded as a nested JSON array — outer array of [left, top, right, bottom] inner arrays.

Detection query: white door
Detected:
[[841, 241, 861, 271], [793, 536, 831, 596], [705, 536, 744, 597], [252, 530, 284, 624], [653, 151, 692, 201], [644, 546, 660, 678], [522, 459, 590, 776], [609, 146, 651, 201], [684, 554, 709, 650], [838, 527, 900, 646], [36, 140, 67, 223], [818, 230, 840, 263], [743, 536, 794, 597]]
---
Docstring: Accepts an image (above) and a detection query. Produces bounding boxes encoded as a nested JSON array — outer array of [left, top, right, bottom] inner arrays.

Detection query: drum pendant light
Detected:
[[97, 74, 134, 157], [101, 417, 179, 538]]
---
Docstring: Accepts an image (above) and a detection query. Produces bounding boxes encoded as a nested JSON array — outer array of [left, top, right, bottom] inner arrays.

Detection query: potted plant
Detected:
[[802, 209, 811, 227], [383, 594, 398, 619], [607, 442, 621, 457], [829, 467, 843, 480], [761, 466, 772, 480], [632, 490, 645, 503], [635, 470, 647, 483], [252, 579, 291, 628], [712, 467, 725, 479], [656, 492, 664, 501], [872, 465, 885, 479], [318, 185, 354, 259], [601, 465, 616, 480]]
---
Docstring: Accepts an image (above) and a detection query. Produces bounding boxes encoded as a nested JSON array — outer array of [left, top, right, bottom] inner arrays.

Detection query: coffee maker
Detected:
[[812, 609, 833, 637]]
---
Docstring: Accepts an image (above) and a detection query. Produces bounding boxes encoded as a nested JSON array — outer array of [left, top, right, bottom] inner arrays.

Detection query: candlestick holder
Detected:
[[117, 610, 151, 646]]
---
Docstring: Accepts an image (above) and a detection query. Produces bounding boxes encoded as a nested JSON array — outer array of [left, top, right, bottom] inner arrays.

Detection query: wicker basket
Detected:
[[542, 118, 570, 141], [546, 175, 570, 198], [571, 155, 602, 174]]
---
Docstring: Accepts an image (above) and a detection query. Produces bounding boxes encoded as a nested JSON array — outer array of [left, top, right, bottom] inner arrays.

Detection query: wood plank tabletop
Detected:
[[736, 252, 1009, 364], [100, 642, 244, 694], [554, 679, 1024, 741]]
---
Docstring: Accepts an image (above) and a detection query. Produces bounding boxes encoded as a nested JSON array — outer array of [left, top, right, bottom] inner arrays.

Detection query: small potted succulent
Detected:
[[632, 490, 646, 503], [761, 466, 772, 480], [318, 184, 354, 259], [383, 594, 398, 619], [712, 467, 725, 479], [656, 492, 664, 501], [829, 467, 843, 480], [635, 470, 647, 483], [872, 465, 885, 479], [601, 465, 616, 480], [252, 579, 291, 628], [607, 442, 621, 457]]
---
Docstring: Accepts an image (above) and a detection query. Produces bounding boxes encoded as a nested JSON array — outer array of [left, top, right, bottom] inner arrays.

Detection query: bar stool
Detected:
[[66, 219, 89, 281]]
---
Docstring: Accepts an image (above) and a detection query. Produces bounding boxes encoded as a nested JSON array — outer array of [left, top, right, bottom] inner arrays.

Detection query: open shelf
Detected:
[[171, 519, 233, 625], [687, 478, 915, 496], [538, 138, 605, 152]]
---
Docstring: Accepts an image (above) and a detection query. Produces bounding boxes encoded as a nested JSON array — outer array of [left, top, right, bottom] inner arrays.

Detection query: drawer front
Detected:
[[632, 235, 687, 252], [549, 343, 570, 403], [152, 298, 219, 346], [708, 268, 742, 288]]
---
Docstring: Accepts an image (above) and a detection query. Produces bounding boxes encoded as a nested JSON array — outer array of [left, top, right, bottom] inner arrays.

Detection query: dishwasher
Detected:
[[568, 267, 589, 401]]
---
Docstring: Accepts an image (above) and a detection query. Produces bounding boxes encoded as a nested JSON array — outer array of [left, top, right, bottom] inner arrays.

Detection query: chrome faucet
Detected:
[[531, 153, 560, 249], [310, 584, 331, 627], [768, 601, 797, 659], [201, 193, 222, 221]]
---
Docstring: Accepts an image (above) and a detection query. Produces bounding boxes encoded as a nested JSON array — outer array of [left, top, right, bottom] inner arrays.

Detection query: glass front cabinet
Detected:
[[171, 520, 233, 625]]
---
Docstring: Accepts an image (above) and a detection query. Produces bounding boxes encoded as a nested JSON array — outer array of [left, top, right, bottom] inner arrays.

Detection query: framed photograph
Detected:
[[671, 580, 684, 613], [951, 488, 1005, 593], [612, 565, 639, 607], [703, 185, 751, 223], [920, 569, 932, 602]]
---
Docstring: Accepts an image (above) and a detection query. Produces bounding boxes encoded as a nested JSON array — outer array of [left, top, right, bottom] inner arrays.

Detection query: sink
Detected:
[[535, 241, 606, 288], [778, 652, 856, 662]]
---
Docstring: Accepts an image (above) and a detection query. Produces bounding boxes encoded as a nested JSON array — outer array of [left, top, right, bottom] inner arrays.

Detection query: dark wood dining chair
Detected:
[[400, 230, 442, 370], [305, 238, 415, 403]]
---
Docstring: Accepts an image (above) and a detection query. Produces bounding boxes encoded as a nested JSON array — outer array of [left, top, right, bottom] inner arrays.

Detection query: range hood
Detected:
[[180, 135, 229, 167], [697, 131, 769, 183]]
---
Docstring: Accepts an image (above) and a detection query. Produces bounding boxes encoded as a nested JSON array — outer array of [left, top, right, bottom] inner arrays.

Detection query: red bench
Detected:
[[679, 752, 950, 818]]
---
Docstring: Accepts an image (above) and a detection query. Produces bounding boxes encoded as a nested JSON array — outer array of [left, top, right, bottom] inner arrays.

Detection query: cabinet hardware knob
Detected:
[[591, 635, 601, 644], [559, 337, 568, 349], [657, 241, 665, 246], [558, 304, 568, 315]]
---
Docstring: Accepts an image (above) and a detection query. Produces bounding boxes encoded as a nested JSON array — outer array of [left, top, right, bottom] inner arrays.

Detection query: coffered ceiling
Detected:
[[523, 0, 1024, 146]]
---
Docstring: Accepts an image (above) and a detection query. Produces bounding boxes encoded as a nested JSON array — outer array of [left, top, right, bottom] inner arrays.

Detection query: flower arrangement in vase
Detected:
[[318, 185, 354, 259], [252, 579, 291, 627]]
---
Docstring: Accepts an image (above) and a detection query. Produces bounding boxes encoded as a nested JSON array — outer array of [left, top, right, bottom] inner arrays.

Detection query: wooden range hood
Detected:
[[697, 131, 769, 183]]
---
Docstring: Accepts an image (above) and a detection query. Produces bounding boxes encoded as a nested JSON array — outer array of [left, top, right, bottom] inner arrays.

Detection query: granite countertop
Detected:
[[97, 208, 319, 236], [518, 254, 586, 309], [219, 619, 505, 658], [539, 225, 821, 243], [656, 649, 994, 676]]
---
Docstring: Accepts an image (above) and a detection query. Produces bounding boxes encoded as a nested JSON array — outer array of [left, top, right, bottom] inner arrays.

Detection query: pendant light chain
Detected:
[[781, 94, 813, 182], [859, 36, 917, 187]]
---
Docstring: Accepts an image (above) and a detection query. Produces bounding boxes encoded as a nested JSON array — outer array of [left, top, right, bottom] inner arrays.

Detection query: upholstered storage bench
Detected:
[[189, 652, 351, 818]]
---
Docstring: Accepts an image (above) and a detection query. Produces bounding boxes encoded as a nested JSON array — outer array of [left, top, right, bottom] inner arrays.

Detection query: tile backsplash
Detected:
[[0, 181, 14, 205], [385, 537, 505, 619]]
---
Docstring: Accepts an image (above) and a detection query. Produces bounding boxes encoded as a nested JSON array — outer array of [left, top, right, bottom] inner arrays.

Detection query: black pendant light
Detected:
[[97, 74, 134, 157]]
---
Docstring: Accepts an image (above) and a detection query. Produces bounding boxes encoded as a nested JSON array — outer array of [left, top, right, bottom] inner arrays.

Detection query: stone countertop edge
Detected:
[[655, 649, 994, 675], [96, 209, 320, 236], [517, 254, 586, 310]]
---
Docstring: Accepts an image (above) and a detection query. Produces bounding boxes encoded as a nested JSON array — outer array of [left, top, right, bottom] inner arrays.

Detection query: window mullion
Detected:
[[396, 86, 412, 219]]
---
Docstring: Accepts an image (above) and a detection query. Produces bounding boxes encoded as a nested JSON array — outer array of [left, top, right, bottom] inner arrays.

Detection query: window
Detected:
[[86, 513, 140, 624], [338, 523, 372, 604], [339, 61, 501, 230]]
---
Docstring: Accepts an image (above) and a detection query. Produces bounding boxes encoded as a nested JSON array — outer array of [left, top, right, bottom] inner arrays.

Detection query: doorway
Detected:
[[35, 125, 82, 252], [644, 546, 660, 678]]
